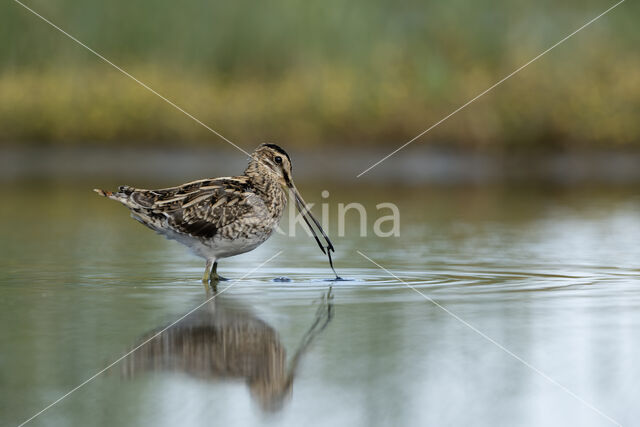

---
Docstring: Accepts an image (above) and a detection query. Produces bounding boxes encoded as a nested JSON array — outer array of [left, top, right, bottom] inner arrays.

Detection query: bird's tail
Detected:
[[93, 188, 112, 197], [93, 186, 135, 203]]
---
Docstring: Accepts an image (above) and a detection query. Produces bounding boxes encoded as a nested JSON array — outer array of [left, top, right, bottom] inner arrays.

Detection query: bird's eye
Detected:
[[274, 156, 283, 164]]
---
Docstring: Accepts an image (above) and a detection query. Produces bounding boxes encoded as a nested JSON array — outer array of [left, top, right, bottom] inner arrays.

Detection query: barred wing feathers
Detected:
[[95, 177, 257, 240]]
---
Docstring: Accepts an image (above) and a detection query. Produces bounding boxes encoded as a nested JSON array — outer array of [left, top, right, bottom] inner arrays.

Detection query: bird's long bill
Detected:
[[287, 184, 334, 254], [286, 181, 340, 278]]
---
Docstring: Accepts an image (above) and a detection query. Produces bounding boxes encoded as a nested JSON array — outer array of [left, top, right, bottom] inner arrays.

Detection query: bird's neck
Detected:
[[245, 162, 286, 198], [244, 163, 288, 221], [244, 159, 263, 181]]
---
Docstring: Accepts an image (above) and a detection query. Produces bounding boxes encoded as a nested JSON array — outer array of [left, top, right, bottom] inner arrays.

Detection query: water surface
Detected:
[[1, 183, 639, 426]]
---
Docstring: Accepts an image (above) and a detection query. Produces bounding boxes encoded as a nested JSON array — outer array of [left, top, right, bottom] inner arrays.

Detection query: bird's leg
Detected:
[[203, 259, 214, 284], [209, 261, 229, 282]]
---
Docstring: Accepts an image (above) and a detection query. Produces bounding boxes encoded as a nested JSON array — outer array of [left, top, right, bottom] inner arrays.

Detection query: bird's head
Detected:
[[249, 143, 294, 189]]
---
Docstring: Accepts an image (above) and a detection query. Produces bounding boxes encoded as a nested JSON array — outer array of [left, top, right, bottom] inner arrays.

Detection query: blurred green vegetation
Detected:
[[1, 0, 638, 148]]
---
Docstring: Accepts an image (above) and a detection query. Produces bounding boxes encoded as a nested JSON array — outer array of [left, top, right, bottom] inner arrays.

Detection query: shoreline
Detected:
[[2, 145, 640, 185]]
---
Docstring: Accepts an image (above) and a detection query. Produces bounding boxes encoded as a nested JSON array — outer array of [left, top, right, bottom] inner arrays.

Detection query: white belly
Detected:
[[160, 227, 272, 261]]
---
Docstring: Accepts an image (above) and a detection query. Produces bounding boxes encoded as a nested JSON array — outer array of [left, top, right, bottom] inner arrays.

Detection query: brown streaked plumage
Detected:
[[95, 143, 334, 283]]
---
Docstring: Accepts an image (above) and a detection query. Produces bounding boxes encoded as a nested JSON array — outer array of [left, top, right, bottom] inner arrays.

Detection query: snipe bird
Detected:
[[95, 143, 335, 283]]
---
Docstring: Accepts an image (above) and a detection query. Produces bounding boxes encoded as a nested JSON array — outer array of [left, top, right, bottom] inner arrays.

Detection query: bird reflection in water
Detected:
[[121, 287, 334, 411]]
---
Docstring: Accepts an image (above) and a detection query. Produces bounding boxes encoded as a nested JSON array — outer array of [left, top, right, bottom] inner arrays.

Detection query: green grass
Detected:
[[1, 0, 639, 148]]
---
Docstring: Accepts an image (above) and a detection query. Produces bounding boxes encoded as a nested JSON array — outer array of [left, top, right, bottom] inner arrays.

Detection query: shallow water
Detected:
[[1, 183, 639, 427]]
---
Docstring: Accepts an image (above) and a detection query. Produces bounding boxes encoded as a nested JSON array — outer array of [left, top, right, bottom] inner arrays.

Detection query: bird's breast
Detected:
[[215, 188, 286, 243]]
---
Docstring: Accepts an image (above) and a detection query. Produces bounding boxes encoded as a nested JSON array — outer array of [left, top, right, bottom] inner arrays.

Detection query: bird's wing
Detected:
[[115, 177, 258, 239]]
